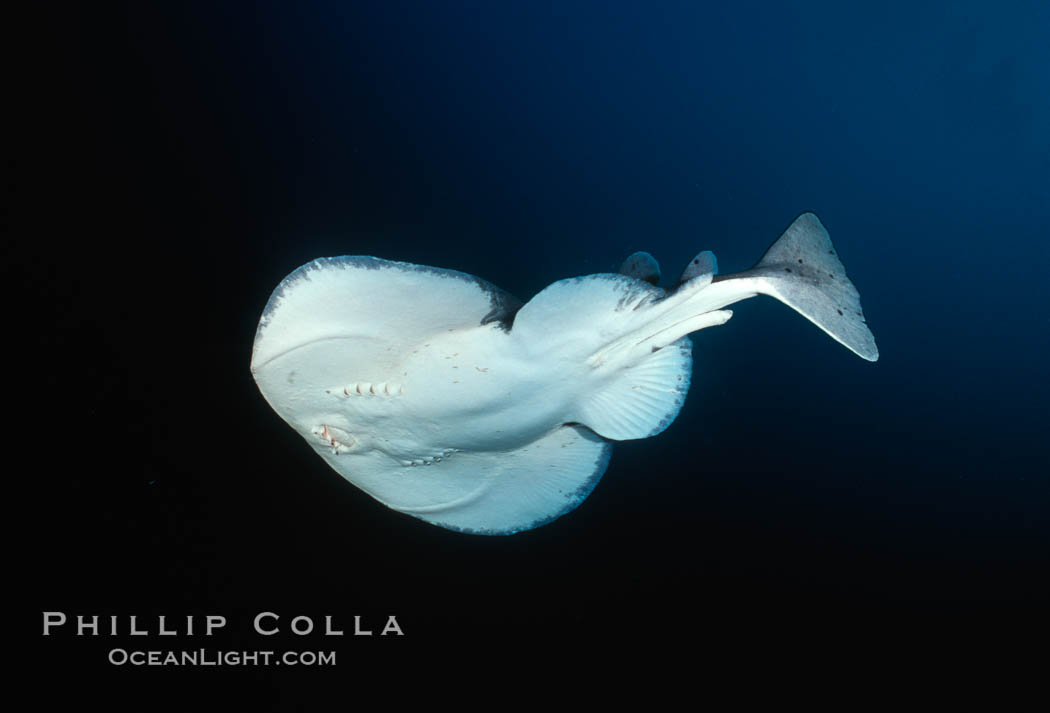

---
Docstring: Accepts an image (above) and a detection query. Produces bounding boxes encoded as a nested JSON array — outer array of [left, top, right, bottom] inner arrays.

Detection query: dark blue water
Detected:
[[26, 0, 1047, 687]]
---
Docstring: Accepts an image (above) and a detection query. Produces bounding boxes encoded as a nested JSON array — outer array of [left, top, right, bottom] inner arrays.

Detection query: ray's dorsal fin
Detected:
[[678, 250, 718, 285], [618, 251, 661, 286]]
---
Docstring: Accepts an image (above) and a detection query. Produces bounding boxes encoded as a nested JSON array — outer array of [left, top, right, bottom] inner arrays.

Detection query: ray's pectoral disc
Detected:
[[250, 256, 615, 535]]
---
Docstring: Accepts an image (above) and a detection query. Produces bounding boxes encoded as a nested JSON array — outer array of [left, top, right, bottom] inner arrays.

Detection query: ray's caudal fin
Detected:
[[720, 212, 878, 362]]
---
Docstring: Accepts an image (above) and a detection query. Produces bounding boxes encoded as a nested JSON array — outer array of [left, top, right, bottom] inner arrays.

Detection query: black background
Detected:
[[21, 0, 1048, 700]]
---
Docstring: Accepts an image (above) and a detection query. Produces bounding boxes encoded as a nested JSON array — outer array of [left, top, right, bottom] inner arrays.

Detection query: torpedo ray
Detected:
[[251, 213, 878, 534]]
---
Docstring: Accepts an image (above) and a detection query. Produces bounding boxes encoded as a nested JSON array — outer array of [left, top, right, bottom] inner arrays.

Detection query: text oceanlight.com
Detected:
[[108, 649, 337, 667]]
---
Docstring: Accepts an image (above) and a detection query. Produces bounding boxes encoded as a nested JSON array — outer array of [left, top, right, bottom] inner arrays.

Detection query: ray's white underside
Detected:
[[251, 214, 877, 534]]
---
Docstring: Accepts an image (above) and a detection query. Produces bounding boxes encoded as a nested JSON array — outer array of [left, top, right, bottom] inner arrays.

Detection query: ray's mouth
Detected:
[[312, 424, 355, 454]]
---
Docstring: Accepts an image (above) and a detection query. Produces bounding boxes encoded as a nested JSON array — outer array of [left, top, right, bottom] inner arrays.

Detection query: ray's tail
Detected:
[[512, 213, 878, 442], [629, 212, 879, 362]]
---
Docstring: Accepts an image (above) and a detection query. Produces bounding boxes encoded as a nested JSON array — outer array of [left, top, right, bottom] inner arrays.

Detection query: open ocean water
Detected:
[[20, 0, 1048, 700]]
